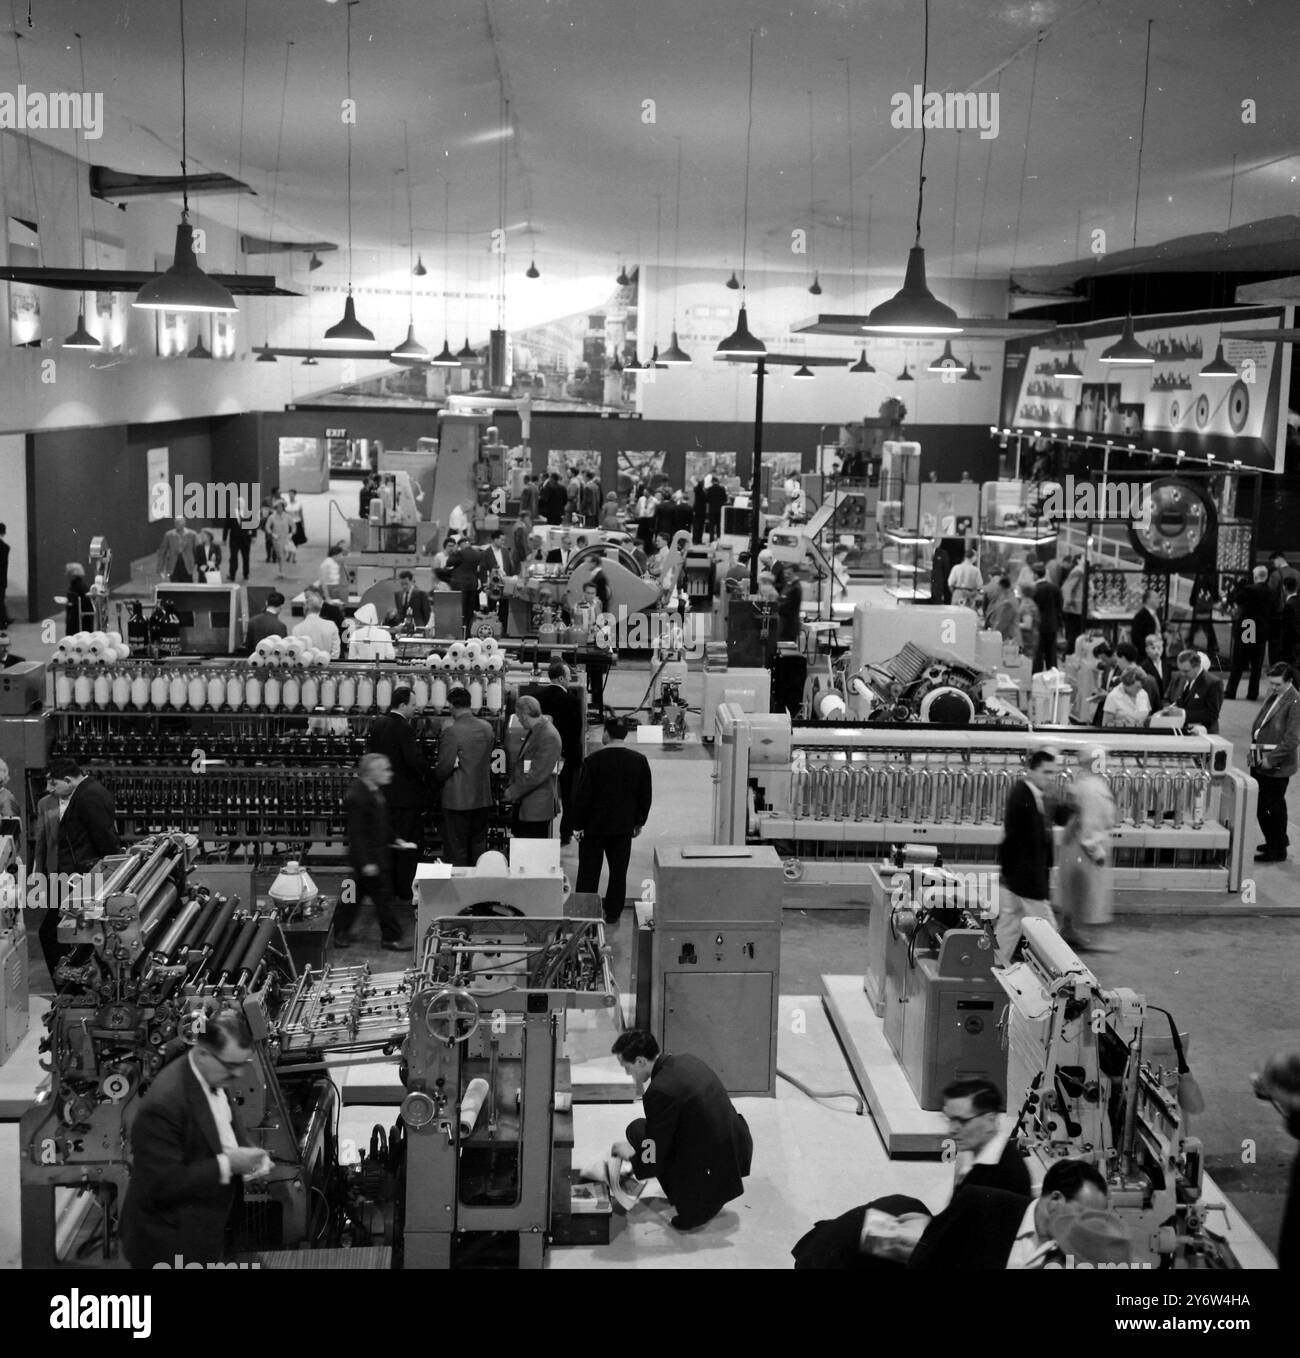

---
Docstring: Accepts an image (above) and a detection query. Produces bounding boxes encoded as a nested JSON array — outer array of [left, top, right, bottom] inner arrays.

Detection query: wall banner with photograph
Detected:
[[685, 450, 738, 486], [547, 449, 602, 477], [618, 449, 667, 492], [999, 305, 1293, 472]]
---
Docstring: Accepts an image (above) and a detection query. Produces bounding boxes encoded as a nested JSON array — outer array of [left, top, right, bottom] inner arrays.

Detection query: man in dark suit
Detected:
[[444, 540, 486, 636], [391, 570, 431, 629], [1249, 663, 1300, 863], [908, 1159, 1118, 1270], [365, 687, 429, 901], [610, 1029, 752, 1231], [335, 753, 406, 949], [504, 696, 562, 838], [536, 662, 584, 845], [790, 1077, 1028, 1269], [119, 1006, 272, 1269], [244, 590, 287, 653], [1032, 566, 1064, 671], [706, 476, 728, 540], [34, 757, 120, 979], [538, 472, 567, 525], [996, 747, 1064, 963], [512, 513, 535, 571], [691, 479, 708, 543], [0, 521, 10, 628], [1227, 566, 1274, 702], [483, 530, 515, 630], [1163, 648, 1223, 734], [1280, 576, 1300, 667], [1129, 589, 1160, 657], [433, 686, 495, 866], [571, 717, 653, 923]]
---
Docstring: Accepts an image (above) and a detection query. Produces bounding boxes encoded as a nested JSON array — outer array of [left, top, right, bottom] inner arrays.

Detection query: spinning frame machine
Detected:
[[19, 836, 615, 1269], [713, 708, 1255, 897]]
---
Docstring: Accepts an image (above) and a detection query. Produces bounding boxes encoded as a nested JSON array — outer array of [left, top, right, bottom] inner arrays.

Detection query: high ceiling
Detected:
[[3, 0, 1298, 299]]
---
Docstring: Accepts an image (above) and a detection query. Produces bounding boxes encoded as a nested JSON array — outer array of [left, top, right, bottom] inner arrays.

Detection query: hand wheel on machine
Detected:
[[421, 986, 481, 1046]]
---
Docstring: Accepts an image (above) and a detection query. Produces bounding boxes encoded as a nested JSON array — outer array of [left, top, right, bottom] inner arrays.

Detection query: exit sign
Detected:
[[325, 428, 347, 438]]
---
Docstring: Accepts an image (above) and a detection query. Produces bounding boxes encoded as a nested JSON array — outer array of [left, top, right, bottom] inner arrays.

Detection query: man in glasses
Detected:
[[119, 1006, 272, 1269], [942, 1078, 1032, 1200], [1252, 1052, 1300, 1269]]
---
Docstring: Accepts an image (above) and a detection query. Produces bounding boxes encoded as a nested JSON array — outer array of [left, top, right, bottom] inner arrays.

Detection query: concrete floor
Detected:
[[7, 495, 1298, 1262]]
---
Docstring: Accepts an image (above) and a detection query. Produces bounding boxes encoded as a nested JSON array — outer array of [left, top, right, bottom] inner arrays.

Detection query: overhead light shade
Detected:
[[625, 354, 643, 371], [133, 221, 239, 314], [715, 305, 766, 357], [961, 356, 981, 381], [323, 292, 376, 344], [658, 331, 692, 364], [1058, 352, 1083, 380], [62, 307, 101, 350], [865, 246, 960, 334], [430, 337, 459, 366], [849, 349, 876, 374], [725, 271, 740, 290], [187, 333, 212, 360], [616, 265, 630, 286], [255, 344, 278, 363], [525, 259, 540, 279], [301, 355, 319, 366], [1199, 341, 1237, 377], [456, 336, 477, 361], [897, 362, 913, 381], [308, 252, 323, 272], [1099, 314, 1155, 365], [808, 273, 822, 296], [792, 364, 815, 380], [412, 254, 428, 277], [926, 339, 962, 373], [390, 323, 429, 361]]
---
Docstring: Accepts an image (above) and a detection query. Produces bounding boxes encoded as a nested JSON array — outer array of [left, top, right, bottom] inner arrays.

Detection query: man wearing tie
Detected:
[[1162, 648, 1223, 734], [392, 570, 431, 628], [485, 529, 515, 631], [1249, 663, 1300, 863], [119, 1006, 272, 1269]]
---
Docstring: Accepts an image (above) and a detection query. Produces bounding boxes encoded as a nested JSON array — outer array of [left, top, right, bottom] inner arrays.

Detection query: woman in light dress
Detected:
[[1057, 745, 1116, 953]]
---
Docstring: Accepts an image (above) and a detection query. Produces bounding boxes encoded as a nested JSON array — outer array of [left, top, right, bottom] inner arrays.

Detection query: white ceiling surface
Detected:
[[1, 0, 1297, 303]]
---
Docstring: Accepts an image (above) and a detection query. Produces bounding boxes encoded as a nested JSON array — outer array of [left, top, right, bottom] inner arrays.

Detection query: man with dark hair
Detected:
[[984, 576, 1018, 643], [571, 717, 652, 924], [908, 1158, 1118, 1270], [0, 520, 10, 628], [336, 753, 406, 950], [1130, 588, 1161, 657], [942, 1078, 1031, 1198], [1249, 663, 1300, 864], [1163, 648, 1222, 733], [518, 473, 538, 521], [610, 1028, 753, 1231], [445, 536, 486, 636], [434, 687, 495, 866], [365, 686, 428, 900], [996, 747, 1064, 963], [485, 529, 515, 630], [32, 757, 120, 979], [537, 661, 584, 845], [244, 590, 287, 653], [705, 475, 728, 540], [1227, 565, 1274, 702], [538, 471, 566, 525], [1254, 1050, 1300, 1269], [118, 1005, 272, 1269], [1032, 564, 1064, 672], [391, 569, 431, 629]]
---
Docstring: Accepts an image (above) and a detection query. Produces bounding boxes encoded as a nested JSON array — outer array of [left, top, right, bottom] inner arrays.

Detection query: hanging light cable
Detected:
[[716, 29, 765, 356], [133, 0, 238, 314], [391, 122, 429, 361], [62, 31, 100, 349], [1101, 19, 1156, 365], [659, 138, 691, 363], [1201, 151, 1240, 377], [865, 0, 960, 334], [256, 37, 293, 361], [457, 223, 476, 360], [323, 0, 375, 343], [806, 90, 821, 295], [431, 179, 458, 365]]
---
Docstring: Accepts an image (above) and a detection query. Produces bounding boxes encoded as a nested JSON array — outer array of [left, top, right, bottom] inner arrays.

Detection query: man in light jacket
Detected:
[[504, 695, 562, 838], [1250, 662, 1300, 863]]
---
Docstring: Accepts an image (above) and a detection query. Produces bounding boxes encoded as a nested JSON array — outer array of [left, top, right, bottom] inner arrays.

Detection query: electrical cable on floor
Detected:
[[777, 1068, 865, 1114]]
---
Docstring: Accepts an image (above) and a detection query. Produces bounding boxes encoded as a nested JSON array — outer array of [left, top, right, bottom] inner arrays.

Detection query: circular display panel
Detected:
[[1128, 477, 1218, 569], [1227, 380, 1250, 434]]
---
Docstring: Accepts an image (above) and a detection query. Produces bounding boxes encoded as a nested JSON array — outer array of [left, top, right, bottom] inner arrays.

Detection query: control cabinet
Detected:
[[649, 845, 783, 1096]]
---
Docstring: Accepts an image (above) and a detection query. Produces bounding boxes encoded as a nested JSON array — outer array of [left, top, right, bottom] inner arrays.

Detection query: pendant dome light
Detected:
[[309, 251, 324, 271], [391, 126, 429, 363], [431, 180, 459, 365], [525, 257, 540, 279], [324, 1, 376, 344], [616, 263, 630, 287], [865, 0, 960, 335], [725, 271, 741, 290], [849, 349, 876, 373], [1100, 21, 1156, 365], [843, 70, 875, 375], [133, 0, 238, 316], [961, 355, 981, 381], [1057, 352, 1083, 380], [62, 33, 101, 349], [897, 360, 914, 381], [658, 140, 692, 364], [792, 364, 815, 380], [188, 331, 213, 359], [715, 32, 766, 358], [256, 345, 278, 363], [252, 37, 295, 364], [413, 255, 427, 276], [1200, 341, 1237, 378], [927, 339, 962, 373], [301, 355, 319, 366], [804, 91, 822, 298]]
